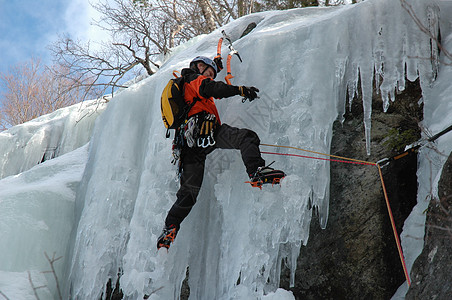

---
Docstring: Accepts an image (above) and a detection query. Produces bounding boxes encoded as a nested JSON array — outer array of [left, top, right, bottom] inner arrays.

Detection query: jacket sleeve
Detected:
[[198, 78, 241, 99]]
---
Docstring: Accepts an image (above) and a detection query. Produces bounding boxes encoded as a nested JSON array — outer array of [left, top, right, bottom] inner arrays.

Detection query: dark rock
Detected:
[[281, 79, 422, 299], [406, 152, 452, 299], [101, 271, 123, 300], [240, 22, 257, 39]]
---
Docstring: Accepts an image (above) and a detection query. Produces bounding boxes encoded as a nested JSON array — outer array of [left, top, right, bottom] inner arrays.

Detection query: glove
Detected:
[[214, 57, 223, 71], [239, 86, 259, 101]]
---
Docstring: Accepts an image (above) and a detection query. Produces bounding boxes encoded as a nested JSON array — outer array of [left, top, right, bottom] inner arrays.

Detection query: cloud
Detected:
[[0, 0, 112, 87], [64, 0, 91, 41], [63, 0, 107, 44]]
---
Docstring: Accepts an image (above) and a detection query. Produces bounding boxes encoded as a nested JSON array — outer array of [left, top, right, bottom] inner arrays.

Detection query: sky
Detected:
[[0, 0, 103, 74], [0, 0, 356, 75]]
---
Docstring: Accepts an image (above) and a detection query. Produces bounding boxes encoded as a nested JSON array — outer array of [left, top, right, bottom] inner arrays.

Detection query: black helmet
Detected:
[[190, 56, 218, 78]]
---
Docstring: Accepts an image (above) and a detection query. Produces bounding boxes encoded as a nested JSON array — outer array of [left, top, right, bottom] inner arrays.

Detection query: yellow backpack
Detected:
[[161, 72, 187, 137]]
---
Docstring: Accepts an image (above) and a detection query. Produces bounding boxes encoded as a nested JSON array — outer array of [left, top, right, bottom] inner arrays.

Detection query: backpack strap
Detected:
[[167, 71, 200, 138]]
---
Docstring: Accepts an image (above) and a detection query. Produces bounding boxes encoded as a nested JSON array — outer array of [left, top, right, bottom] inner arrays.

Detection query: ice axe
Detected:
[[377, 123, 452, 168], [216, 30, 242, 85]]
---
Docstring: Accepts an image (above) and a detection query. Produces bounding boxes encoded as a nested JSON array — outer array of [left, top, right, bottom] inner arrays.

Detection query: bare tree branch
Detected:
[[28, 271, 43, 300], [0, 291, 10, 300], [49, 0, 326, 104], [0, 58, 92, 129], [51, 0, 169, 101], [197, 0, 221, 30], [43, 252, 63, 300], [400, 0, 450, 62]]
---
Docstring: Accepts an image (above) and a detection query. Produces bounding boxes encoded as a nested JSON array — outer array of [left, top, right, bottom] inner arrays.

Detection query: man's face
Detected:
[[197, 62, 215, 79]]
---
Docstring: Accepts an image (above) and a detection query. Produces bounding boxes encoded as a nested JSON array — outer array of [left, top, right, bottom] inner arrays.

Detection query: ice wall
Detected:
[[0, 99, 107, 299], [0, 145, 89, 300], [0, 99, 107, 179], [393, 2, 452, 296], [61, 0, 438, 299]]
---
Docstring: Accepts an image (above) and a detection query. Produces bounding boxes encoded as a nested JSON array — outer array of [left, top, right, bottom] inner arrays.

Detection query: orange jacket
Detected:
[[181, 68, 241, 124]]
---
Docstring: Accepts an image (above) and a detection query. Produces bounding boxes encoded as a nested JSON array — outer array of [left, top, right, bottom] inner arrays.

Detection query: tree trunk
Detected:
[[197, 0, 217, 32]]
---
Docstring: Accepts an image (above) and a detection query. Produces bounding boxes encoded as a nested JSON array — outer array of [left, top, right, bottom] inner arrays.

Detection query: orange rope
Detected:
[[377, 164, 411, 286], [261, 151, 376, 166], [262, 143, 412, 285], [261, 143, 376, 165]]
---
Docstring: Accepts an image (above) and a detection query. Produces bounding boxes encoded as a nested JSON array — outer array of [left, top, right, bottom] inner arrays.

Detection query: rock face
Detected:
[[406, 152, 452, 299], [281, 79, 423, 299]]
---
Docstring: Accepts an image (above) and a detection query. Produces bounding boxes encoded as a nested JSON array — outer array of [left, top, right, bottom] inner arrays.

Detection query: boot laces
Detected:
[[257, 161, 275, 173], [251, 161, 275, 179]]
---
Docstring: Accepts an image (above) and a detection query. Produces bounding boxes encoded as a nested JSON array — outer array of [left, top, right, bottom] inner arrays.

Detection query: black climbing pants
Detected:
[[165, 123, 265, 228]]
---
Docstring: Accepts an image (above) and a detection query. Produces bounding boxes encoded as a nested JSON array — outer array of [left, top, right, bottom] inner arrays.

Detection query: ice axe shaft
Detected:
[[225, 54, 234, 85], [217, 30, 242, 85], [215, 37, 223, 61], [225, 49, 241, 85]]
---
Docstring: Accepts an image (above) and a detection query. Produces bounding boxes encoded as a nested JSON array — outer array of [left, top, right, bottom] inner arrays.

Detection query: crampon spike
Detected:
[[158, 243, 170, 250], [245, 180, 263, 189], [272, 177, 283, 186], [157, 226, 177, 250], [245, 176, 284, 189]]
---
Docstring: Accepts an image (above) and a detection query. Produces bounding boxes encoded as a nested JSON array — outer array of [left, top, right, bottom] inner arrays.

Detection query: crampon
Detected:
[[245, 176, 284, 189], [157, 224, 178, 250], [246, 162, 285, 189]]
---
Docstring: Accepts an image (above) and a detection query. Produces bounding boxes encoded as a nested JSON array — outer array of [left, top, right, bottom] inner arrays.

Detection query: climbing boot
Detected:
[[157, 224, 178, 250]]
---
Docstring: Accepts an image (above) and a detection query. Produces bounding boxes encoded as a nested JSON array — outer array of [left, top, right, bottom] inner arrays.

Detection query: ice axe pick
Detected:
[[216, 30, 242, 85]]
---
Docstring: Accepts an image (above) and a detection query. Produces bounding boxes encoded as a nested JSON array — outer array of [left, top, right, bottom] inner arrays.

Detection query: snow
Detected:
[[0, 270, 52, 300], [0, 145, 89, 299], [0, 99, 106, 179], [0, 0, 451, 299]]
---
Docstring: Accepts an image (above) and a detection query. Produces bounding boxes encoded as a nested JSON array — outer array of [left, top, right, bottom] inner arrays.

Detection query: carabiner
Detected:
[[197, 137, 208, 148], [197, 136, 216, 148], [206, 136, 216, 147]]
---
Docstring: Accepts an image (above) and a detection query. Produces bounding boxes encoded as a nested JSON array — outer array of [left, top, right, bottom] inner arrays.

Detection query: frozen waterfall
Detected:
[[0, 0, 447, 299]]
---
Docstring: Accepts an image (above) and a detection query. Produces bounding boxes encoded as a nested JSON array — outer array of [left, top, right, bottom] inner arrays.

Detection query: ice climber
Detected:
[[157, 56, 285, 250]]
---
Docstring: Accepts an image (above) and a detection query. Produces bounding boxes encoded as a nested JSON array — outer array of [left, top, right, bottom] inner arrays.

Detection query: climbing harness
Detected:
[[260, 143, 412, 286], [197, 135, 216, 148], [197, 114, 217, 148], [184, 116, 198, 148], [197, 134, 214, 148], [182, 113, 217, 149], [171, 123, 187, 179]]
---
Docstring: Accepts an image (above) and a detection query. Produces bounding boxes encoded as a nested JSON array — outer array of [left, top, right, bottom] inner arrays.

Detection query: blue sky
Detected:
[[0, 0, 100, 74]]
